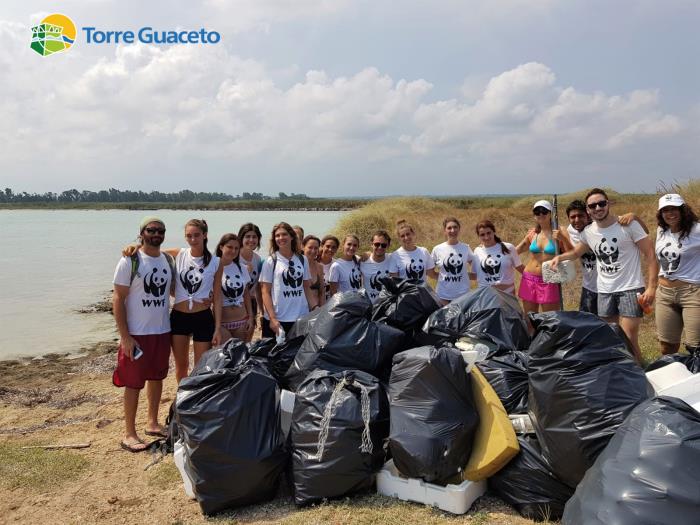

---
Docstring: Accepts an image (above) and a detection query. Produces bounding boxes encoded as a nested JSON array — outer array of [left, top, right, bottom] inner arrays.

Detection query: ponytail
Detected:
[[475, 219, 510, 255]]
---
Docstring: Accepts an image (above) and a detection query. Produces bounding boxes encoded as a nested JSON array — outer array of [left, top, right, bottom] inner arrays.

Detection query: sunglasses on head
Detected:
[[144, 227, 166, 234], [533, 208, 550, 216], [587, 200, 608, 210], [373, 242, 388, 248]]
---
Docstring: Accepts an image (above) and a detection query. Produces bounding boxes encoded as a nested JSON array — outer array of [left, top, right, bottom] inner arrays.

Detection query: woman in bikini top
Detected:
[[302, 235, 325, 309]]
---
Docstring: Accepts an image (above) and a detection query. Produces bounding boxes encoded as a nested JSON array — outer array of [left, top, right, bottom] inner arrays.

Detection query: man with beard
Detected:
[[112, 217, 174, 452], [552, 189, 658, 362]]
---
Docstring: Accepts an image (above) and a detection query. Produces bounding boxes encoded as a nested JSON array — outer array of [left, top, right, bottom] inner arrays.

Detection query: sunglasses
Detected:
[[587, 200, 608, 210], [533, 208, 550, 216], [144, 227, 166, 234], [660, 207, 679, 213], [373, 242, 388, 248]]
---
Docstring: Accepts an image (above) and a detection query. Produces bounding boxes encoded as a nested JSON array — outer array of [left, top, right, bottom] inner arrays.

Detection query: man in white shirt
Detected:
[[112, 217, 173, 452], [552, 189, 658, 362]]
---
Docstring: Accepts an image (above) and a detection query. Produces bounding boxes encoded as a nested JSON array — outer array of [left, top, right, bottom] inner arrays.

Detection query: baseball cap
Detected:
[[140, 216, 165, 232], [533, 200, 553, 212], [658, 194, 685, 210]]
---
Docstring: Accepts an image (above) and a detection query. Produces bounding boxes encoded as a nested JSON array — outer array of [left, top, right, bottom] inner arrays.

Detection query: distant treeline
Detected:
[[0, 188, 311, 203]]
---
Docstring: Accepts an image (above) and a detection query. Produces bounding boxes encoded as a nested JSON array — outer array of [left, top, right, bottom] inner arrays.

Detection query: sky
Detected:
[[1, 0, 698, 197]]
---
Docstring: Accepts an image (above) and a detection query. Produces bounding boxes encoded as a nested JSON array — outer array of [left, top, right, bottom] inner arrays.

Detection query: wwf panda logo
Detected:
[[369, 270, 390, 291], [581, 251, 597, 270], [144, 267, 169, 297], [222, 268, 245, 301], [180, 265, 204, 295], [594, 237, 619, 265], [443, 252, 464, 275], [349, 266, 362, 289], [481, 254, 502, 276], [659, 241, 682, 274], [282, 259, 304, 288], [405, 258, 425, 280]]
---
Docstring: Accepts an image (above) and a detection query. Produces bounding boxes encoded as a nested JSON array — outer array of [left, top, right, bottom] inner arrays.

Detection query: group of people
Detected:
[[112, 189, 699, 452]]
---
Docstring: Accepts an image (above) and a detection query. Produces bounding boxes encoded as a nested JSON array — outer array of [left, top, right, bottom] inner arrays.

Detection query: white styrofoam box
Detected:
[[509, 413, 535, 434], [376, 460, 486, 515], [455, 341, 490, 372], [280, 389, 295, 437], [173, 440, 196, 499], [658, 372, 700, 412], [646, 362, 693, 393]]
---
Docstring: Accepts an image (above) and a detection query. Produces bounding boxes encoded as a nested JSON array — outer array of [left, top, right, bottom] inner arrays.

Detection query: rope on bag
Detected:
[[313, 376, 373, 462]]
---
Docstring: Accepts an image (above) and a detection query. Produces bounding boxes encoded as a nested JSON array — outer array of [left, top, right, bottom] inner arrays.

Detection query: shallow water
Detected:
[[0, 209, 345, 359]]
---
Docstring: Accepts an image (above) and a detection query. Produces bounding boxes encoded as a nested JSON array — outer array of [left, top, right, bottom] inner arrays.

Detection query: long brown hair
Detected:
[[269, 222, 299, 255], [657, 202, 699, 241], [476, 220, 510, 254], [216, 233, 240, 265], [185, 219, 212, 266]]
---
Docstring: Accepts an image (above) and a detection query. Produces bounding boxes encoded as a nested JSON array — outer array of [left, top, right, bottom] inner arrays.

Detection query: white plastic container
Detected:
[[646, 362, 693, 393], [280, 389, 295, 438], [376, 460, 486, 515], [509, 413, 535, 434], [455, 340, 490, 372], [657, 372, 700, 412], [173, 440, 196, 499]]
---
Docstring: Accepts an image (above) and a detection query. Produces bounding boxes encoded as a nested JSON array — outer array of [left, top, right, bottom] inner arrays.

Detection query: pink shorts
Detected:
[[112, 333, 171, 389], [518, 271, 560, 305]]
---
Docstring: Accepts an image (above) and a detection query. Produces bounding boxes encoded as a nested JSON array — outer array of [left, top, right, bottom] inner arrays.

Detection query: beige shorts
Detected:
[[655, 283, 700, 346]]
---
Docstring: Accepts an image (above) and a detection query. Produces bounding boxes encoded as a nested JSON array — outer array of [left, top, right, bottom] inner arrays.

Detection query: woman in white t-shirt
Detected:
[[329, 234, 363, 295], [655, 193, 700, 355], [259, 222, 315, 338], [318, 235, 340, 301], [238, 222, 263, 342], [213, 233, 253, 344], [389, 220, 435, 285], [473, 220, 524, 295], [430, 217, 475, 305]]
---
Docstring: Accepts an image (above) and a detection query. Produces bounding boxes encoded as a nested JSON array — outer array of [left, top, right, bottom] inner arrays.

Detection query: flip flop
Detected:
[[144, 429, 167, 438], [121, 439, 148, 453]]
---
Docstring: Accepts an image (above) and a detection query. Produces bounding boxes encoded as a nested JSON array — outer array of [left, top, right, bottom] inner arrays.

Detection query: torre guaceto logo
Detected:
[[30, 14, 76, 56]]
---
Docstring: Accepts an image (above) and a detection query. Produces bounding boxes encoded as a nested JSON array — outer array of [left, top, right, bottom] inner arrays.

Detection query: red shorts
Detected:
[[112, 333, 171, 389], [518, 271, 560, 305]]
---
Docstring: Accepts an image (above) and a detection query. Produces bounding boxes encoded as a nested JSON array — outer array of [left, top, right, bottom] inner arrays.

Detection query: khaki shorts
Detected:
[[655, 283, 700, 346]]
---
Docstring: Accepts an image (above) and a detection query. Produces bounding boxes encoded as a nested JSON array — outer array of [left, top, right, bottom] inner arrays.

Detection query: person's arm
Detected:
[[549, 242, 589, 269], [618, 213, 650, 234], [260, 282, 280, 334], [637, 236, 659, 306], [553, 229, 574, 253], [329, 282, 339, 296], [317, 264, 326, 307], [243, 287, 253, 333], [515, 233, 531, 255], [211, 264, 224, 346], [303, 279, 316, 310], [113, 284, 137, 360]]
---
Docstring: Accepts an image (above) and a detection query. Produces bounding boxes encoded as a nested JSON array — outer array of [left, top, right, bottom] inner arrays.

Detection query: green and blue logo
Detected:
[[30, 13, 76, 56]]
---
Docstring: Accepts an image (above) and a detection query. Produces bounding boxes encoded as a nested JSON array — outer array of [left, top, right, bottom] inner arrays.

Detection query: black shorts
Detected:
[[251, 298, 258, 318], [170, 309, 215, 342], [261, 317, 296, 339]]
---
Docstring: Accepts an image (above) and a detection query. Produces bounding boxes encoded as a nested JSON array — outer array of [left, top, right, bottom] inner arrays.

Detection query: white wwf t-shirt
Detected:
[[390, 246, 435, 284], [579, 220, 647, 293], [173, 249, 220, 308], [113, 252, 171, 335], [431, 242, 474, 300], [473, 243, 521, 292], [259, 253, 311, 322], [656, 224, 700, 284], [567, 224, 598, 293], [361, 255, 393, 303], [240, 252, 262, 297], [329, 258, 363, 293], [221, 260, 251, 307]]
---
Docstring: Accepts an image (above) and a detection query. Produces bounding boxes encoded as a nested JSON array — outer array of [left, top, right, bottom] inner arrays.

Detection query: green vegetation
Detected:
[[0, 441, 89, 491]]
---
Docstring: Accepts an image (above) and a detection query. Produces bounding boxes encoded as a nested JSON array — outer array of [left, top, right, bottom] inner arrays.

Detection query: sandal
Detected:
[[121, 439, 148, 453], [144, 428, 167, 438]]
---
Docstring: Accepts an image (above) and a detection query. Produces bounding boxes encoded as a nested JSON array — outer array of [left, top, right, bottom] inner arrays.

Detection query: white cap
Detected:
[[533, 199, 553, 212], [658, 194, 685, 210]]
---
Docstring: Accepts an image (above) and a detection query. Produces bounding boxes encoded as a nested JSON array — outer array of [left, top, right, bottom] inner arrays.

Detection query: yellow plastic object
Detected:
[[462, 367, 519, 481]]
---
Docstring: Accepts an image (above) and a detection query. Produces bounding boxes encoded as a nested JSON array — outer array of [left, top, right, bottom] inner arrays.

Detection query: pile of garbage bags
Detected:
[[476, 350, 529, 414]]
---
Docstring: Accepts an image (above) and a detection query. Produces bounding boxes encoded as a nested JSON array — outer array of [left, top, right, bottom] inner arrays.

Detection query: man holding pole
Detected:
[[551, 188, 658, 362]]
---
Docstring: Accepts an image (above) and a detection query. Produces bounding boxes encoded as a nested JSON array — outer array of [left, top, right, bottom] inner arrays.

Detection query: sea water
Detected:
[[0, 209, 345, 359]]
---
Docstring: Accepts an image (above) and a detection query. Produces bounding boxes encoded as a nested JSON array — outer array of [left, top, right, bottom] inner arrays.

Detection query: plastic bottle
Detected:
[[636, 293, 653, 315]]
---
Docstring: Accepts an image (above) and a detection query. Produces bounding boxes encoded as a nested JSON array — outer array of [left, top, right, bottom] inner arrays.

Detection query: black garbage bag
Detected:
[[528, 311, 653, 488], [371, 276, 441, 348], [562, 396, 700, 525], [489, 436, 573, 522], [646, 344, 700, 373], [190, 338, 248, 375], [419, 286, 530, 354], [476, 350, 530, 414], [291, 370, 389, 506], [388, 346, 480, 483], [285, 291, 404, 391], [248, 336, 301, 388], [176, 359, 287, 515]]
